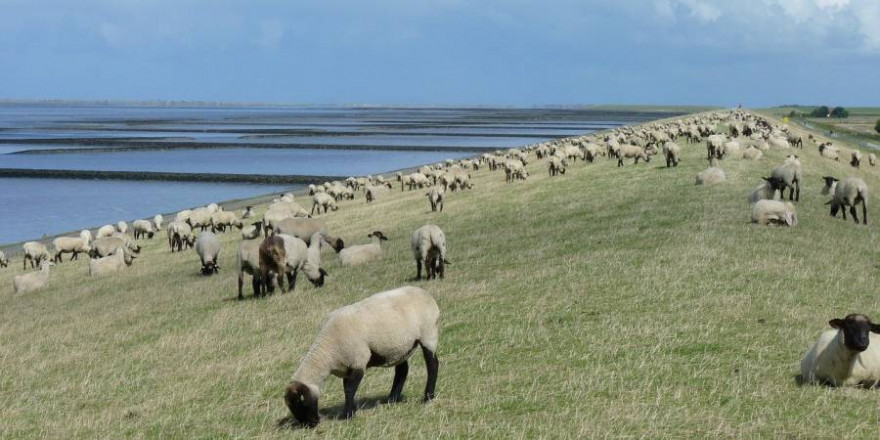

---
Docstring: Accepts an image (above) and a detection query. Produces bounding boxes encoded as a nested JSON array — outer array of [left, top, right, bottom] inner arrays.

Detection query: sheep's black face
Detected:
[[830, 314, 880, 352], [310, 268, 329, 287], [763, 176, 785, 190], [285, 382, 320, 428]]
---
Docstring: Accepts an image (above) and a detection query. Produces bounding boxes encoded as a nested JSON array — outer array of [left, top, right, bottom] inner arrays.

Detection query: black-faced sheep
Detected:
[[195, 231, 221, 275], [800, 314, 880, 387], [822, 176, 868, 225], [411, 225, 449, 280], [338, 231, 387, 266]]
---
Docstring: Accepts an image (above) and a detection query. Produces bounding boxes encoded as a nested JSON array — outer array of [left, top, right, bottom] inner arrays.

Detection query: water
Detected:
[[0, 178, 286, 246]]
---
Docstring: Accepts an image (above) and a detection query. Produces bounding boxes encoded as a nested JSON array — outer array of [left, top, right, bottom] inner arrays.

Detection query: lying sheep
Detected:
[[0, 250, 7, 268], [663, 142, 681, 167], [116, 221, 128, 235], [751, 199, 797, 226], [617, 144, 650, 167], [167, 221, 195, 252], [132, 219, 155, 239], [51, 236, 91, 262], [96, 224, 116, 239], [22, 241, 49, 270], [742, 146, 763, 161], [284, 286, 439, 426], [748, 182, 780, 204], [236, 239, 263, 300], [242, 206, 255, 219], [549, 156, 567, 176], [822, 176, 868, 225], [695, 159, 725, 185], [195, 231, 221, 275], [241, 221, 264, 240], [338, 231, 388, 266], [153, 214, 164, 230], [89, 247, 133, 276], [311, 193, 338, 215], [767, 155, 802, 202], [411, 224, 450, 280], [426, 186, 444, 212], [800, 314, 880, 387], [272, 217, 345, 253], [13, 260, 54, 294]]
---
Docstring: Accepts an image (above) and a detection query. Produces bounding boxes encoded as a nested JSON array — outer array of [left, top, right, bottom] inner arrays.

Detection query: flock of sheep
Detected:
[[4, 108, 880, 426]]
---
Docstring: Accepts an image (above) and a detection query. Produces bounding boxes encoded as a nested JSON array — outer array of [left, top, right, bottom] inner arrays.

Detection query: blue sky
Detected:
[[1, 0, 878, 107]]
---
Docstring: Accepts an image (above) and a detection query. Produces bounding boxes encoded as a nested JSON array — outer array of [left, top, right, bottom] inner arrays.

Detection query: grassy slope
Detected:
[[4, 112, 880, 438]]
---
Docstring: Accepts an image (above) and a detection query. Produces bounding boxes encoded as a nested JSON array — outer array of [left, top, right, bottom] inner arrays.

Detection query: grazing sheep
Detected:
[[259, 235, 288, 295], [22, 241, 49, 270], [504, 160, 529, 183], [263, 233, 329, 295], [167, 221, 195, 252], [617, 144, 650, 166], [51, 236, 91, 263], [272, 217, 345, 253], [132, 219, 156, 239], [236, 239, 262, 300], [241, 221, 264, 240], [13, 260, 54, 294], [175, 209, 192, 223], [89, 236, 141, 258], [186, 208, 214, 231], [851, 151, 863, 168], [663, 142, 681, 167], [211, 211, 243, 233], [583, 143, 604, 162], [426, 186, 444, 212], [742, 146, 763, 161], [870, 154, 877, 167], [695, 159, 725, 185], [89, 247, 133, 276], [195, 231, 221, 275], [411, 225, 450, 280], [0, 250, 7, 268], [338, 231, 388, 266], [116, 221, 128, 235], [283, 286, 440, 426], [767, 155, 802, 202], [751, 200, 797, 226], [706, 135, 726, 159], [311, 193, 338, 215], [549, 156, 567, 176], [96, 224, 116, 239], [800, 314, 880, 387], [153, 214, 164, 230], [364, 184, 390, 203], [822, 176, 869, 225]]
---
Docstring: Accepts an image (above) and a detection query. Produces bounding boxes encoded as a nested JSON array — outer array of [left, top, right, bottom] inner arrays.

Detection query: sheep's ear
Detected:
[[829, 319, 845, 329], [319, 268, 329, 277], [870, 323, 880, 334]]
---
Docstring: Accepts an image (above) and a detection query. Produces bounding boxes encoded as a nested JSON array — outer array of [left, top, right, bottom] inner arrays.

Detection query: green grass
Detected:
[[5, 111, 880, 438]]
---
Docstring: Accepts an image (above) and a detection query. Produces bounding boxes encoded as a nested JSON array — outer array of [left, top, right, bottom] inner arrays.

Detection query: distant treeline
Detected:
[[784, 105, 850, 119]]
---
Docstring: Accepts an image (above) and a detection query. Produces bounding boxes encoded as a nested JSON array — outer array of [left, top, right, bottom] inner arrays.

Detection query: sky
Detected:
[[0, 0, 878, 107]]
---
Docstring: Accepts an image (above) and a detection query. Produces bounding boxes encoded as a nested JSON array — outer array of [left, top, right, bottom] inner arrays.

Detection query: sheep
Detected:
[[617, 144, 650, 166], [194, 231, 221, 275], [175, 209, 192, 223], [311, 193, 338, 215], [426, 186, 444, 212], [80, 229, 92, 244], [870, 154, 877, 167], [767, 155, 802, 202], [751, 199, 797, 226], [338, 231, 388, 266], [116, 221, 128, 235], [663, 142, 681, 167], [800, 314, 880, 387], [22, 241, 49, 270], [89, 236, 141, 258], [548, 156, 567, 176], [13, 260, 54, 294], [261, 233, 329, 295], [0, 250, 7, 268], [186, 208, 214, 231], [241, 221, 264, 240], [237, 239, 264, 300], [450, 173, 472, 191], [211, 211, 243, 233], [51, 236, 91, 263], [132, 219, 155, 239], [695, 159, 725, 185], [819, 143, 840, 161], [364, 184, 390, 203], [89, 247, 133, 276], [411, 224, 450, 280], [822, 176, 868, 225], [96, 224, 116, 239], [166, 221, 195, 252], [258, 235, 288, 296], [504, 160, 529, 183], [153, 214, 164, 230], [206, 202, 221, 213], [851, 150, 863, 168], [242, 206, 255, 219], [583, 143, 604, 162], [706, 135, 726, 159], [748, 182, 780, 204], [283, 286, 439, 426], [272, 217, 345, 253], [742, 146, 763, 161]]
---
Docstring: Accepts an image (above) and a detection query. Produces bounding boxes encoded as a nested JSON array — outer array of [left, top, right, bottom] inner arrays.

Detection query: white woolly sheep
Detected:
[[116, 221, 128, 235], [822, 176, 869, 225], [851, 150, 863, 168], [283, 286, 439, 426], [236, 238, 262, 300], [186, 207, 214, 231], [800, 314, 880, 387], [242, 206, 255, 219], [411, 224, 450, 280], [365, 184, 390, 203], [175, 209, 192, 223], [89, 247, 133, 276], [751, 199, 797, 226], [273, 217, 345, 253], [241, 221, 264, 240], [211, 211, 243, 233], [0, 250, 7, 268], [311, 193, 338, 215], [89, 236, 141, 259], [269, 233, 329, 294], [549, 156, 567, 176], [167, 221, 195, 252], [617, 144, 650, 166], [153, 214, 164, 230], [426, 186, 444, 212], [96, 224, 116, 239], [819, 143, 840, 161], [13, 260, 54, 294], [22, 241, 49, 270], [766, 155, 802, 202], [870, 153, 877, 167], [742, 146, 763, 161], [195, 231, 221, 275], [132, 219, 156, 239], [663, 142, 681, 167], [695, 159, 725, 185], [504, 160, 529, 183], [51, 236, 91, 263], [80, 229, 92, 244], [338, 231, 388, 266]]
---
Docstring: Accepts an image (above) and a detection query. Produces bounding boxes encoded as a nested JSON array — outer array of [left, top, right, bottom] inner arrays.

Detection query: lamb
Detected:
[[272, 217, 345, 253], [822, 176, 869, 224], [116, 221, 128, 235], [311, 193, 338, 215], [751, 199, 797, 226], [96, 224, 116, 239], [426, 186, 444, 212], [132, 219, 156, 239], [242, 206, 255, 219], [364, 184, 390, 203], [89, 247, 133, 276], [870, 154, 877, 167], [662, 142, 681, 167], [617, 144, 650, 166], [167, 221, 196, 252], [851, 150, 863, 168], [194, 231, 221, 275], [13, 260, 54, 294], [236, 239, 263, 300], [51, 236, 91, 262], [283, 286, 439, 426], [153, 214, 164, 230], [241, 221, 264, 240], [338, 231, 388, 266], [0, 250, 7, 268], [800, 314, 880, 387], [767, 155, 802, 202], [695, 159, 725, 185], [411, 224, 450, 280], [548, 156, 567, 176], [22, 241, 49, 270], [742, 146, 763, 161]]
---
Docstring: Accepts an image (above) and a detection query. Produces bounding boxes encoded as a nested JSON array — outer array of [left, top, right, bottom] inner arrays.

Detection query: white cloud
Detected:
[[678, 0, 722, 23]]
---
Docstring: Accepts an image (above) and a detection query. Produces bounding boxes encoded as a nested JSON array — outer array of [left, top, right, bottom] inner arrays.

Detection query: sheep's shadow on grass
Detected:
[[275, 394, 395, 430]]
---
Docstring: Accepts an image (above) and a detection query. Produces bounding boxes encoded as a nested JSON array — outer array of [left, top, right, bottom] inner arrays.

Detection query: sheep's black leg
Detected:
[[421, 346, 439, 402], [237, 275, 244, 300], [850, 206, 859, 224], [388, 361, 409, 403], [842, 207, 848, 220], [251, 276, 261, 298], [342, 370, 364, 419], [288, 269, 298, 293], [424, 258, 434, 280], [863, 201, 868, 225], [438, 259, 445, 279], [415, 259, 422, 280]]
